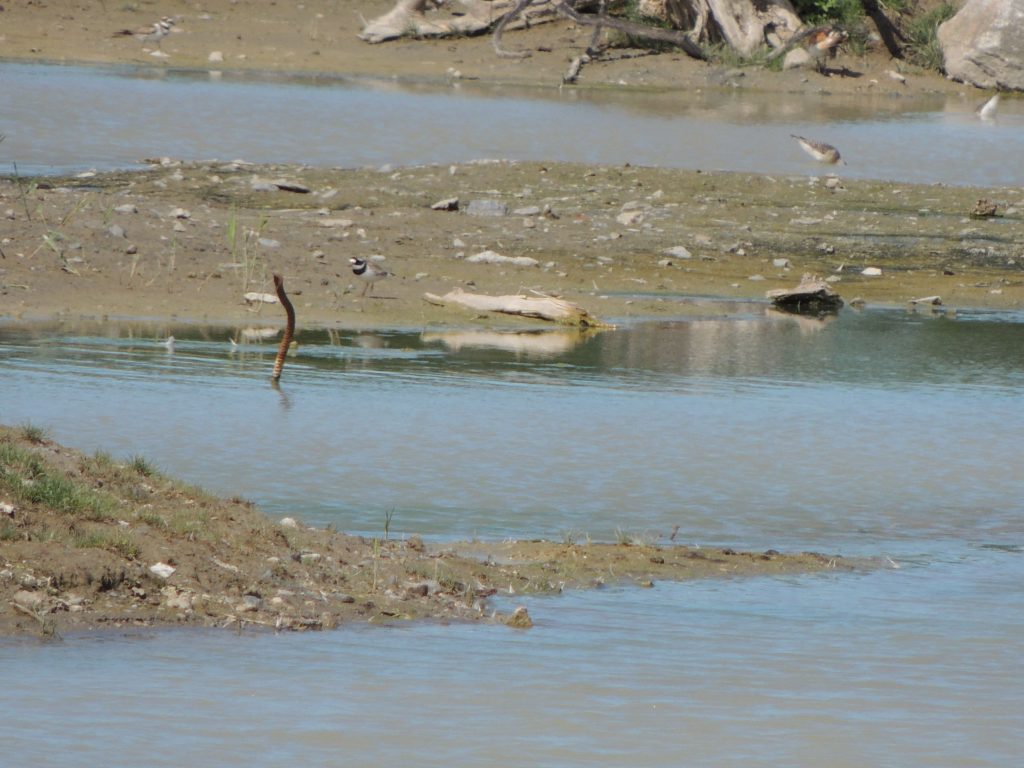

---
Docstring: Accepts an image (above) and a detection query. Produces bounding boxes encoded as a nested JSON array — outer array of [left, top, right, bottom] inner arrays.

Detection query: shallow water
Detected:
[[1, 308, 1023, 765], [2, 62, 1023, 186]]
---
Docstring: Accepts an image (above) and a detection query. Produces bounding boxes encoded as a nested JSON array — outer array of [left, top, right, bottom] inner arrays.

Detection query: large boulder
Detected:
[[938, 0, 1024, 90]]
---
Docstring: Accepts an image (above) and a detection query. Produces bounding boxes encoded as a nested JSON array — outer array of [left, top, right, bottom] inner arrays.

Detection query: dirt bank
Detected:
[[0, 425, 848, 637]]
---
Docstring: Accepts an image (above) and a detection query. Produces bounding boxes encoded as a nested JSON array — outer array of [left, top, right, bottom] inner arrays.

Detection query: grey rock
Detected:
[[107, 224, 126, 239], [513, 205, 542, 216], [466, 199, 508, 217], [939, 0, 1024, 89]]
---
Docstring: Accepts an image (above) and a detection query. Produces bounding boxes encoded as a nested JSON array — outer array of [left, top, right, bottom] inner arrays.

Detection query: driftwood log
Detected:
[[423, 288, 607, 327], [360, 0, 804, 59], [766, 274, 844, 314]]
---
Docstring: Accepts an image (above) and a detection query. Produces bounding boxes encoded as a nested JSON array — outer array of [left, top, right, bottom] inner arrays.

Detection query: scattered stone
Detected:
[[243, 292, 279, 305], [431, 197, 459, 211], [149, 562, 176, 579], [466, 250, 538, 267], [114, 203, 138, 214], [616, 210, 644, 226], [171, 207, 190, 219], [208, 51, 224, 63], [13, 590, 45, 611], [258, 237, 281, 249], [318, 218, 354, 229], [107, 224, 126, 239], [971, 198, 998, 219], [238, 595, 262, 612], [862, 267, 883, 276], [748, 274, 766, 281], [766, 273, 844, 313], [273, 181, 311, 194], [773, 258, 792, 269], [161, 587, 193, 612], [513, 205, 541, 216], [505, 606, 533, 629], [466, 199, 508, 217], [663, 245, 692, 260]]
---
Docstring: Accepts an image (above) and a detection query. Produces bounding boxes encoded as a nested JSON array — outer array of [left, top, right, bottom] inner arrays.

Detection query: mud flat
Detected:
[[2, 160, 1021, 329]]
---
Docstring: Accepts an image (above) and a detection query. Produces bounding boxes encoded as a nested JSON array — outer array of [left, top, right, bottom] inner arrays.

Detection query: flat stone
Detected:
[[465, 199, 508, 217]]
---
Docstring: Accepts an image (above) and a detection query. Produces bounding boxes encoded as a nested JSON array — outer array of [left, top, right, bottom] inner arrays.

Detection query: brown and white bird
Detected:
[[349, 257, 393, 297], [806, 27, 848, 71], [115, 17, 175, 49], [792, 134, 843, 164]]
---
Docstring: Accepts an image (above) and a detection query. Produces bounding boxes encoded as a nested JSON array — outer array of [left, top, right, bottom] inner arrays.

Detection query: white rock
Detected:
[[0, 501, 14, 517], [114, 203, 138, 214], [616, 210, 644, 226], [279, 516, 299, 528], [208, 50, 224, 63], [663, 245, 692, 259], [171, 207, 191, 219], [466, 250, 539, 267], [318, 218, 354, 229], [243, 292, 279, 305], [149, 562, 176, 579], [773, 258, 792, 269], [862, 267, 883, 276], [257, 238, 281, 249]]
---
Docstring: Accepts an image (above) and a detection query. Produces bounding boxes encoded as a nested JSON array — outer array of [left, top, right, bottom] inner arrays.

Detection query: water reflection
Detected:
[[2, 307, 1023, 391], [2, 307, 1022, 548]]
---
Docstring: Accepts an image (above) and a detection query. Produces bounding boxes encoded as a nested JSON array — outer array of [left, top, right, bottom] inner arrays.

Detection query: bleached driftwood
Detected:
[[360, 0, 803, 60], [766, 273, 843, 313], [423, 288, 607, 327], [359, 0, 558, 44]]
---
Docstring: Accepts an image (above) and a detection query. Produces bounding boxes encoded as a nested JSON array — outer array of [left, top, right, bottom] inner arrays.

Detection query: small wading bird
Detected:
[[349, 257, 393, 297], [115, 17, 175, 49], [807, 27, 848, 72], [792, 134, 843, 164], [977, 93, 1000, 121]]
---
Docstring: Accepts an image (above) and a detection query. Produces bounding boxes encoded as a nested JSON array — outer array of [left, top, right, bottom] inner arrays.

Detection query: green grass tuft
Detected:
[[19, 423, 49, 444], [904, 2, 956, 71]]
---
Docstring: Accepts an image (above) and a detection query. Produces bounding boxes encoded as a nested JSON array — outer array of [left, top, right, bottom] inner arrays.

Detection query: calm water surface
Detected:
[[1, 308, 1023, 765], [2, 62, 1023, 185]]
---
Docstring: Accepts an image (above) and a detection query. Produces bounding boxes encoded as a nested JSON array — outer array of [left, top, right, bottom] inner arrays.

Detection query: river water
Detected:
[[3, 61, 1024, 764], [1, 307, 1023, 766], [1, 62, 1023, 186]]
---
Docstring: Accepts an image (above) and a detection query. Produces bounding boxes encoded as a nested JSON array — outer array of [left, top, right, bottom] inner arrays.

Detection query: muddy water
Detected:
[[2, 308, 1023, 766], [2, 62, 1023, 186]]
